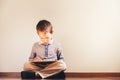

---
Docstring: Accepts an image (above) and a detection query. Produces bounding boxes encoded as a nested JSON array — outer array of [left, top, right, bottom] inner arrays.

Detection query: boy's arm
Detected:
[[29, 44, 36, 61], [29, 43, 42, 62], [56, 46, 64, 61]]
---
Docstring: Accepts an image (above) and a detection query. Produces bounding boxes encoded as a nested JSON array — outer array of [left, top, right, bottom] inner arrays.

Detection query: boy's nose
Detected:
[[44, 39, 47, 42]]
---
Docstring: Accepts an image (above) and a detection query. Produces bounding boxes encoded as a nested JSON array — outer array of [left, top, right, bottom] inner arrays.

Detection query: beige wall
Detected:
[[0, 0, 120, 72]]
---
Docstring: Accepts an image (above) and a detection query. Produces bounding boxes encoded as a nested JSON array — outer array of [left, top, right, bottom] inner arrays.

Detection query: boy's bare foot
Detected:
[[35, 72, 40, 77]]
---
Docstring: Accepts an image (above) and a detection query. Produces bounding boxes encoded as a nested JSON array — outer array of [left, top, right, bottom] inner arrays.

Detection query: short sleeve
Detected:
[[56, 43, 64, 60], [29, 43, 36, 61]]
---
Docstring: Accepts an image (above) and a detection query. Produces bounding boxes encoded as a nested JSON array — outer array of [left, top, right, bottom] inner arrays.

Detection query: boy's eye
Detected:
[[41, 37, 49, 40], [43, 30, 50, 34]]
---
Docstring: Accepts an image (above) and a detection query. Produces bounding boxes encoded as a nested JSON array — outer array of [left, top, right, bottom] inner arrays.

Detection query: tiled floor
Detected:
[[0, 77, 120, 80]]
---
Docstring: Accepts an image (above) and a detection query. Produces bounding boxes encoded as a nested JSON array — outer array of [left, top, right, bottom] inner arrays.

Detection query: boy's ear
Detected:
[[37, 30, 39, 35], [51, 31, 54, 34]]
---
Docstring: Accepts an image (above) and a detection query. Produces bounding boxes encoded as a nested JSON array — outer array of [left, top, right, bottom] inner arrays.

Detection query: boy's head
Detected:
[[36, 20, 54, 44]]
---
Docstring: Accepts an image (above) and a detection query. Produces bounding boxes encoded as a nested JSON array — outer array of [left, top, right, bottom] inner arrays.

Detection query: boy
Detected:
[[23, 20, 66, 79]]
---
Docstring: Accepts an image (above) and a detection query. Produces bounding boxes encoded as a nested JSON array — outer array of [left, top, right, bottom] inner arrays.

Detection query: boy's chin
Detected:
[[43, 42, 49, 45]]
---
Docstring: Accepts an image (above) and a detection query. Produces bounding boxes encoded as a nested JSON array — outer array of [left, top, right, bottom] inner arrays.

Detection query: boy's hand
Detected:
[[31, 56, 42, 62]]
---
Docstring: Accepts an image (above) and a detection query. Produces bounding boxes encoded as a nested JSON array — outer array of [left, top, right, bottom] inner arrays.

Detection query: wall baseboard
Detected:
[[66, 72, 120, 77], [0, 72, 120, 78], [0, 72, 20, 78]]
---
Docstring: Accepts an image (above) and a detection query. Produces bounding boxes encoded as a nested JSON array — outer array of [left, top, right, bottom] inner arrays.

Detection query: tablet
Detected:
[[33, 60, 56, 64], [32, 60, 56, 67]]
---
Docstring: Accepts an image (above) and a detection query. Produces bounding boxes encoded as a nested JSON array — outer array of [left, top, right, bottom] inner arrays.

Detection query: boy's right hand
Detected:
[[31, 56, 42, 62]]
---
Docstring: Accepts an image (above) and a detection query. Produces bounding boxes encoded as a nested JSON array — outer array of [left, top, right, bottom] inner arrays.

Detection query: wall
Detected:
[[0, 0, 120, 72]]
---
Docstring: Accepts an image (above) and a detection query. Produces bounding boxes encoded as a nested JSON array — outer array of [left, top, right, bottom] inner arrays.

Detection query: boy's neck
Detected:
[[39, 39, 53, 45]]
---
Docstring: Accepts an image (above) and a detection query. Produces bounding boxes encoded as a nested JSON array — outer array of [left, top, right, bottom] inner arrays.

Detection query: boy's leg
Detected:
[[22, 62, 42, 79], [23, 62, 42, 71], [36, 60, 66, 79]]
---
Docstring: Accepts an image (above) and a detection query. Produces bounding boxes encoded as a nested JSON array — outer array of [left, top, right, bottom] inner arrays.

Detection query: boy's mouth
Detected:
[[43, 42, 49, 45]]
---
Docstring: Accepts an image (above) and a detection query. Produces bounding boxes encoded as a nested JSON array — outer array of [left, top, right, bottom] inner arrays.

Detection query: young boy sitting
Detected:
[[23, 20, 66, 79]]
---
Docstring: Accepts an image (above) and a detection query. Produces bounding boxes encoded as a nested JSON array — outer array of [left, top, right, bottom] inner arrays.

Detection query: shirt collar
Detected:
[[38, 39, 53, 45]]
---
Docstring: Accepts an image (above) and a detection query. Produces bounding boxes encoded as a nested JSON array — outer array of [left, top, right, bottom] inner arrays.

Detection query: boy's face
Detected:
[[37, 31, 52, 45]]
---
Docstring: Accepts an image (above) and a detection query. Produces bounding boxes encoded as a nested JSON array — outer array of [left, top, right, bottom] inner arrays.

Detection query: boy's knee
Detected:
[[23, 62, 32, 70], [57, 60, 67, 70]]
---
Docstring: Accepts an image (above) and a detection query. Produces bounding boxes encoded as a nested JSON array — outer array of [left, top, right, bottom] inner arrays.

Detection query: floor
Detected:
[[0, 77, 120, 80]]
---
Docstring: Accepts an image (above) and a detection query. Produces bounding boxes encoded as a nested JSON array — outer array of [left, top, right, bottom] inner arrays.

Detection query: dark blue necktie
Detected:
[[45, 45, 49, 57]]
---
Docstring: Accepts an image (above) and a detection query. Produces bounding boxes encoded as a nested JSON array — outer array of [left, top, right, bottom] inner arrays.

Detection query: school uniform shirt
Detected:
[[29, 39, 64, 61]]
